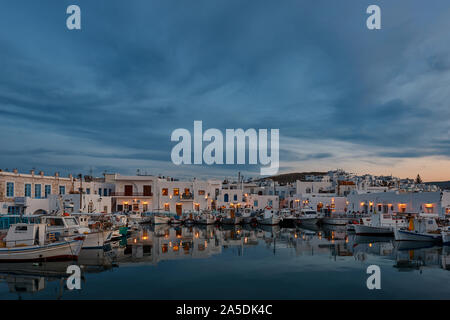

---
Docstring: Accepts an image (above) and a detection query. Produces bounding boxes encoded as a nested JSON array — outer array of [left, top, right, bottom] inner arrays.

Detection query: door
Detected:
[[124, 185, 133, 196], [176, 204, 182, 215], [143, 185, 152, 196]]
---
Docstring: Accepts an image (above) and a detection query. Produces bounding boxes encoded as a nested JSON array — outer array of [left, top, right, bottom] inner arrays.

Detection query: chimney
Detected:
[[39, 171, 44, 177], [68, 174, 73, 179], [13, 169, 18, 174], [55, 172, 59, 178], [30, 169, 35, 176]]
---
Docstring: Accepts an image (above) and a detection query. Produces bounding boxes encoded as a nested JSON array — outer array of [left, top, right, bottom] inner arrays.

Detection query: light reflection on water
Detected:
[[0, 224, 449, 300]]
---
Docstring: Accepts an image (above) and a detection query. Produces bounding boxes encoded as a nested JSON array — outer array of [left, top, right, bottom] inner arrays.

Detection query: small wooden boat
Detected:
[[0, 224, 83, 262]]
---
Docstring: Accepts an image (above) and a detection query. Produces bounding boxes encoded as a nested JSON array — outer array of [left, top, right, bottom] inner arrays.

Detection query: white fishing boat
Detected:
[[354, 213, 408, 236], [257, 207, 281, 226], [0, 224, 83, 262], [394, 217, 442, 243], [296, 208, 320, 226], [41, 215, 112, 249]]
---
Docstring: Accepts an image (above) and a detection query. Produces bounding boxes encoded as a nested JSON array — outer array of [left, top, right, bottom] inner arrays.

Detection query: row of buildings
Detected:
[[0, 168, 448, 217]]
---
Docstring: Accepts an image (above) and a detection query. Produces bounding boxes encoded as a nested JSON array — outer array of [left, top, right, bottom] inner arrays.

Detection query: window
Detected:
[[233, 194, 237, 201], [162, 188, 168, 196], [6, 182, 14, 197], [88, 202, 94, 213], [103, 188, 108, 196], [108, 189, 112, 196], [45, 185, 51, 198], [164, 203, 170, 211], [8, 206, 20, 214], [224, 194, 229, 202], [184, 188, 190, 195], [25, 184, 31, 197], [132, 204, 139, 211], [194, 203, 200, 211], [117, 205, 123, 211], [143, 185, 152, 196], [198, 190, 205, 196], [86, 188, 90, 195], [98, 188, 102, 195], [65, 218, 78, 227], [59, 186, 65, 195], [254, 200, 258, 207], [173, 188, 179, 196], [46, 218, 65, 226], [268, 200, 273, 206], [35, 184, 42, 199]]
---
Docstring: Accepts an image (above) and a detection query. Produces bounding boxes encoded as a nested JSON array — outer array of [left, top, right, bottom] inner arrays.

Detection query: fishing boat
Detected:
[[354, 213, 408, 236], [296, 208, 320, 226], [394, 217, 442, 243], [41, 215, 112, 249], [257, 207, 281, 226], [0, 224, 83, 262]]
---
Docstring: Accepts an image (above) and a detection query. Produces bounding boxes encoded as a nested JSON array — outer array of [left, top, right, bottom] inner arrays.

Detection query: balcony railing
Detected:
[[180, 193, 193, 200], [111, 192, 153, 197]]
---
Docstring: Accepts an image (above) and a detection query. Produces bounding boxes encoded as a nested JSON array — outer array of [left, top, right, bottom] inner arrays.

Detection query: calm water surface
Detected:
[[0, 224, 449, 300]]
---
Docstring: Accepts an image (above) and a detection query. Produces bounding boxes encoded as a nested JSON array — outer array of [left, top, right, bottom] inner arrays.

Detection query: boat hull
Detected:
[[354, 224, 393, 236], [80, 231, 112, 249], [221, 217, 242, 225], [152, 216, 171, 225], [257, 217, 281, 225], [394, 229, 442, 242], [297, 218, 319, 226], [322, 217, 348, 226], [197, 218, 216, 225], [0, 240, 83, 262]]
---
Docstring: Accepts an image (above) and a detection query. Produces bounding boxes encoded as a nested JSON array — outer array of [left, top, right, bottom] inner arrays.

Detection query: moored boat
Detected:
[[394, 217, 442, 243], [0, 224, 83, 262], [257, 207, 281, 226], [296, 208, 320, 226], [354, 213, 408, 236]]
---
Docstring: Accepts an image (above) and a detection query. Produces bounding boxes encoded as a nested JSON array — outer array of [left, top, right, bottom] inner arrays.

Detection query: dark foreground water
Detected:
[[0, 224, 449, 300]]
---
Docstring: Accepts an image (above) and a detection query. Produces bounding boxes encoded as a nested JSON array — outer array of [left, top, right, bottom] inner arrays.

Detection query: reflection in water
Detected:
[[0, 225, 449, 299]]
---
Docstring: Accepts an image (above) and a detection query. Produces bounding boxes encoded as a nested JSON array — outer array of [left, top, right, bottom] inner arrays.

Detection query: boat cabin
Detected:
[[40, 216, 82, 236], [3, 223, 46, 248]]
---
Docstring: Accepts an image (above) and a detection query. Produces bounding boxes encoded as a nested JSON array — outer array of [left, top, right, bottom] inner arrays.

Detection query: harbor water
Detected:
[[0, 224, 449, 300]]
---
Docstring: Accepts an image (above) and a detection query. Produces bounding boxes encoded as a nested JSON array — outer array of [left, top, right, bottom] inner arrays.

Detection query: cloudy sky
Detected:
[[0, 0, 449, 181]]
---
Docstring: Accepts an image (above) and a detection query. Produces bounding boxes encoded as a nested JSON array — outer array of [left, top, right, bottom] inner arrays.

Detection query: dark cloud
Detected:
[[0, 0, 449, 177]]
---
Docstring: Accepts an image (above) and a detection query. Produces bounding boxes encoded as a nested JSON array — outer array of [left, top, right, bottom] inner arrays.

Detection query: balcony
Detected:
[[111, 192, 153, 197], [179, 193, 194, 201]]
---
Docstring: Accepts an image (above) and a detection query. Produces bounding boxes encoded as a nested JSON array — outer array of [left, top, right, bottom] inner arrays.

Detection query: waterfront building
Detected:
[[347, 190, 443, 217]]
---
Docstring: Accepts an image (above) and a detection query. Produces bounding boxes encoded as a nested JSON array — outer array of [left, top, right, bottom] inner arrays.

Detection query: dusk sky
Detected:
[[0, 0, 449, 181]]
